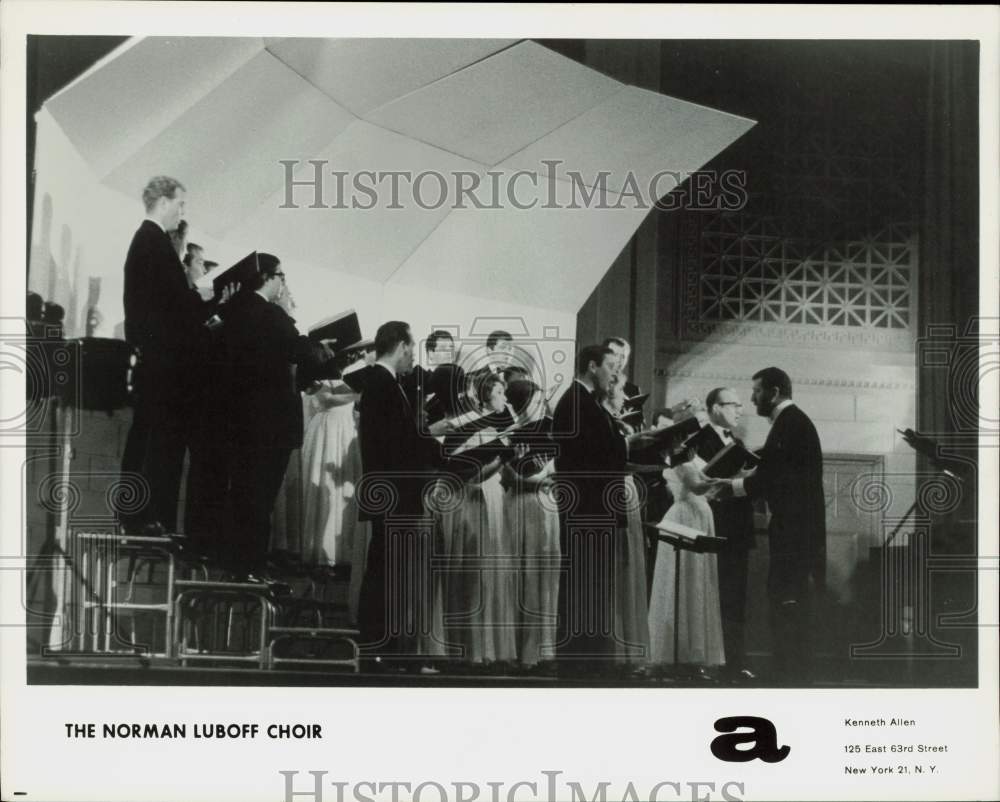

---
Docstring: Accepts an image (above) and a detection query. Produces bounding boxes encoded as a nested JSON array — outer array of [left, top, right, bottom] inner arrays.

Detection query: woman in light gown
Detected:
[[443, 373, 518, 667], [599, 379, 651, 669], [299, 347, 372, 571], [500, 379, 559, 670], [647, 401, 726, 670]]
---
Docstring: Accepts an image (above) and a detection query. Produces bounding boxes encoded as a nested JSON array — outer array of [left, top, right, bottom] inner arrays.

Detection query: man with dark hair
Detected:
[[552, 344, 630, 674], [421, 329, 466, 422], [221, 254, 331, 577], [718, 366, 826, 684], [182, 242, 206, 287], [121, 175, 215, 534], [425, 329, 455, 366], [357, 321, 441, 668], [602, 336, 641, 408], [699, 386, 756, 681], [181, 242, 225, 547], [485, 329, 513, 366]]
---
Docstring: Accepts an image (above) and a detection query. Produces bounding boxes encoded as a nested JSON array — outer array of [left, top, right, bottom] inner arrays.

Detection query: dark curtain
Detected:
[[917, 41, 980, 436], [916, 41, 979, 549]]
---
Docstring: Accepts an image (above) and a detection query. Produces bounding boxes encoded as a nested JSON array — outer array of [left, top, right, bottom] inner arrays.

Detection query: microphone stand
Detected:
[[883, 428, 964, 547]]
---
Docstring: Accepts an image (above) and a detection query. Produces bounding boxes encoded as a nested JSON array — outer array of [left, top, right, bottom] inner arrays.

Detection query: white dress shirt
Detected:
[[710, 422, 734, 444]]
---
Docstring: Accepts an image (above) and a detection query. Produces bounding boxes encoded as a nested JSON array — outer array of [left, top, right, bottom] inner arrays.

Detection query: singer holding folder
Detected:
[[697, 387, 757, 680], [500, 379, 559, 670], [442, 373, 518, 666], [221, 254, 334, 578], [552, 345, 634, 675], [647, 401, 726, 671], [357, 322, 445, 668]]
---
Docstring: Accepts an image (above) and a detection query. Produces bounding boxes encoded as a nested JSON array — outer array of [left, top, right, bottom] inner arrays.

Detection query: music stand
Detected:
[[644, 524, 727, 665]]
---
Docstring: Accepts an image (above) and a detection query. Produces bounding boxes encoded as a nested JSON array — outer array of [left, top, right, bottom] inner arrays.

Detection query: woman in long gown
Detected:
[[443, 373, 518, 667], [599, 380, 651, 669], [300, 370, 361, 567], [647, 402, 726, 670], [500, 379, 559, 670]]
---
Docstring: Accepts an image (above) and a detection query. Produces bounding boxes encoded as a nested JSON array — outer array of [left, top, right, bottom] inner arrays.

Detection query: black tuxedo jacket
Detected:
[[358, 364, 439, 521], [697, 426, 755, 550], [743, 404, 826, 597], [552, 380, 626, 522], [122, 220, 206, 355], [223, 292, 326, 451]]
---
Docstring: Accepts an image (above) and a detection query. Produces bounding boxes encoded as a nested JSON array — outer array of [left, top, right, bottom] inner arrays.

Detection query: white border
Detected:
[[1, 4, 997, 802]]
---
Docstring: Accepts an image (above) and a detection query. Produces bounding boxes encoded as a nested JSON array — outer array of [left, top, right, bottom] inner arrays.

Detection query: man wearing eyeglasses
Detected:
[[699, 387, 757, 682], [220, 254, 333, 580]]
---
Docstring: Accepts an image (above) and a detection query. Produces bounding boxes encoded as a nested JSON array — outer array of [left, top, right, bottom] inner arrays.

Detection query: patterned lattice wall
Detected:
[[679, 77, 919, 352], [696, 218, 915, 329]]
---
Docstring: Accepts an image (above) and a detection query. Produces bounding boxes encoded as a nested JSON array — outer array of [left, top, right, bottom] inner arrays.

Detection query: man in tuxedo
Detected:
[[484, 329, 513, 374], [552, 344, 627, 674], [700, 387, 757, 680], [465, 330, 511, 396], [182, 244, 229, 550], [357, 321, 442, 665], [401, 329, 467, 434], [222, 254, 330, 576], [604, 335, 664, 593], [723, 367, 826, 684], [426, 329, 456, 368], [121, 176, 215, 533]]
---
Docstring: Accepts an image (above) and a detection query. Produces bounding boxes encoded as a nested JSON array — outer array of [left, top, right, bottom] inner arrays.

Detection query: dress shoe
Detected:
[[722, 666, 758, 684], [241, 571, 292, 596]]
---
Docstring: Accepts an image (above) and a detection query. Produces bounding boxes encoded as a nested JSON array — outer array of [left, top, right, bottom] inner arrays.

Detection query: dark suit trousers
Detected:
[[184, 435, 230, 544], [718, 544, 750, 668], [767, 565, 812, 683], [358, 516, 434, 658], [556, 514, 618, 671], [227, 445, 291, 569], [139, 357, 193, 531]]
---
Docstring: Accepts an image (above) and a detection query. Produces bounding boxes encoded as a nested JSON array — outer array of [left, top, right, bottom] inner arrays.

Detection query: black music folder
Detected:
[[702, 441, 761, 478], [623, 392, 650, 413], [199, 251, 259, 297], [630, 416, 703, 458], [309, 309, 361, 346]]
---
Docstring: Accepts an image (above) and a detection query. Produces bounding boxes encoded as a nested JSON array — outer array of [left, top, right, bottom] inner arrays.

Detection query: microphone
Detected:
[[897, 428, 964, 482]]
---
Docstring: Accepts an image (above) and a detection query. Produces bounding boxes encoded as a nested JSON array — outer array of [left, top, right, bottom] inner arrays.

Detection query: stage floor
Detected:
[[25, 655, 968, 688]]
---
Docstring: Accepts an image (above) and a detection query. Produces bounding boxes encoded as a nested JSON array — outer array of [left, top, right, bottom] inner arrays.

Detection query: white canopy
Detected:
[[32, 37, 753, 364]]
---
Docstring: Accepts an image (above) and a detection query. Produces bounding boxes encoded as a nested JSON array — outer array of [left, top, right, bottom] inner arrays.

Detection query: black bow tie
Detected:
[[723, 429, 733, 439]]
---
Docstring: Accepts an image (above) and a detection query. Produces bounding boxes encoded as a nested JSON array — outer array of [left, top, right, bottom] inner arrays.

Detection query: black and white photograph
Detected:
[[1, 3, 997, 802]]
